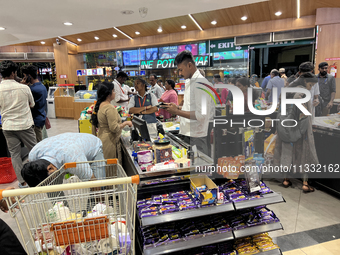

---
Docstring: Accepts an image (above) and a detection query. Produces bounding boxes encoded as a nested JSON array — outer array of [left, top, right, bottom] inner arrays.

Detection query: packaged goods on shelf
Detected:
[[190, 176, 218, 205]]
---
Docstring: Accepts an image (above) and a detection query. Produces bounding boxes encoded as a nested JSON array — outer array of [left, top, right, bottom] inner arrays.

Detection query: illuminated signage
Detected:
[[140, 55, 210, 69]]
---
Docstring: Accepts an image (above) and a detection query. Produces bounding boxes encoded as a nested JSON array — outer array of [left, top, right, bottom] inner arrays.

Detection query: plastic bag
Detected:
[[264, 134, 276, 156]]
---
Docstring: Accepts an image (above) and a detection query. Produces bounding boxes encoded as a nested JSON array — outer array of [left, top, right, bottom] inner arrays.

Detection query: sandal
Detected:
[[282, 179, 292, 188], [303, 184, 315, 193]]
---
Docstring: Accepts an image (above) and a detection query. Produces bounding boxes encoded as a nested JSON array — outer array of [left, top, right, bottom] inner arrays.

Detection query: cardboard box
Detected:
[[190, 176, 218, 205], [78, 119, 92, 134]]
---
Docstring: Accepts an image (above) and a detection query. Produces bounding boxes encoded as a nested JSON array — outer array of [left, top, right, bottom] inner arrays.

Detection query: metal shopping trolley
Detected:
[[0, 159, 139, 255]]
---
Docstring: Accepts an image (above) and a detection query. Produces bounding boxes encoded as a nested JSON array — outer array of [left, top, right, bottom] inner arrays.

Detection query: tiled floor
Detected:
[[1, 118, 340, 254]]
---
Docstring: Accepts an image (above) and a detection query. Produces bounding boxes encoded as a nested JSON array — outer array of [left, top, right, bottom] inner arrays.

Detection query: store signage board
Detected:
[[325, 57, 340, 61], [140, 55, 210, 69], [59, 74, 67, 79], [76, 68, 104, 76]]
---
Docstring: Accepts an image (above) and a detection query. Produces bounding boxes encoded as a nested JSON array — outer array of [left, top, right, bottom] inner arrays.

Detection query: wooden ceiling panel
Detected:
[[63, 28, 125, 45], [192, 9, 234, 29], [11, 38, 56, 47]]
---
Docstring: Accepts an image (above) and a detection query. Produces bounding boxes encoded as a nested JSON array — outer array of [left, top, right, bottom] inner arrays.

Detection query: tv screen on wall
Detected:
[[123, 50, 139, 66], [178, 44, 198, 55]]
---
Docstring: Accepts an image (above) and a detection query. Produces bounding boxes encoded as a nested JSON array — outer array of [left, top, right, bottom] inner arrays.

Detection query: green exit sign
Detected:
[[140, 55, 210, 69]]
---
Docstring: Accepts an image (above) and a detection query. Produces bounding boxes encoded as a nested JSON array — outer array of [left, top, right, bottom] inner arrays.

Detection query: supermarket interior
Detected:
[[1, 0, 340, 255]]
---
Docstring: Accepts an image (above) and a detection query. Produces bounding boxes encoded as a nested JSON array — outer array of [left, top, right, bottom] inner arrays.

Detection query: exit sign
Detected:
[[59, 74, 68, 79]]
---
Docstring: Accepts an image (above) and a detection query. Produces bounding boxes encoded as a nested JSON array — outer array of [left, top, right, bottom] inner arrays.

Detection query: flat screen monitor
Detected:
[[132, 116, 151, 141], [123, 50, 139, 66], [139, 49, 146, 61], [159, 46, 178, 59], [178, 44, 198, 55], [97, 68, 104, 75], [140, 70, 146, 76], [130, 71, 136, 76], [92, 69, 98, 75], [76, 70, 82, 76], [213, 50, 244, 60], [145, 48, 158, 60], [86, 69, 92, 75], [199, 42, 207, 55]]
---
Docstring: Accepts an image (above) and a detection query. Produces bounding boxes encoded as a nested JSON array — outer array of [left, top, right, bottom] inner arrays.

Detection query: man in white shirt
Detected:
[[165, 51, 214, 155], [0, 60, 37, 188], [111, 72, 133, 109], [149, 74, 163, 99]]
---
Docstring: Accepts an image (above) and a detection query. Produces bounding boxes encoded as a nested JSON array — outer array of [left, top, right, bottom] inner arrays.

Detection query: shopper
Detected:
[[235, 77, 252, 113], [213, 74, 223, 98], [274, 73, 319, 192], [279, 68, 288, 86], [21, 65, 47, 142], [149, 74, 163, 99], [250, 74, 260, 87], [266, 70, 285, 104], [317, 62, 336, 116], [128, 78, 158, 123], [21, 133, 106, 187], [91, 82, 132, 163], [0, 187, 27, 254], [164, 51, 214, 155], [111, 72, 131, 109], [157, 79, 166, 92], [0, 60, 37, 188], [159, 80, 178, 120], [261, 73, 271, 90]]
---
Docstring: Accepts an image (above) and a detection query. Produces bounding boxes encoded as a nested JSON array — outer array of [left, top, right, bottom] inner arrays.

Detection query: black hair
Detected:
[[150, 74, 157, 80], [90, 82, 114, 128], [165, 79, 177, 94], [214, 74, 222, 82], [236, 77, 250, 87], [116, 72, 128, 79], [227, 78, 234, 84], [299, 62, 314, 73], [157, 79, 162, 83], [287, 75, 297, 84], [21, 159, 50, 187], [175, 50, 195, 66], [272, 70, 280, 77], [290, 72, 318, 88], [21, 64, 38, 79], [318, 62, 328, 69], [0, 60, 18, 78], [136, 77, 147, 91]]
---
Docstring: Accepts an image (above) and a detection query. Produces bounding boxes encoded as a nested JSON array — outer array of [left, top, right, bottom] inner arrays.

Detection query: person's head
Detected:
[[21, 65, 38, 82], [90, 82, 115, 127], [185, 45, 192, 52], [21, 159, 57, 187], [135, 78, 147, 93], [0, 60, 18, 79], [152, 51, 158, 60], [318, 62, 329, 76], [227, 78, 234, 84], [116, 72, 128, 84], [146, 51, 151, 59], [270, 69, 279, 78], [157, 79, 163, 86], [299, 62, 314, 74], [271, 70, 280, 78], [236, 77, 250, 93], [149, 74, 157, 86], [175, 50, 197, 79], [213, 74, 222, 84], [165, 79, 175, 91], [198, 69, 205, 77], [290, 72, 317, 90], [279, 68, 285, 75]]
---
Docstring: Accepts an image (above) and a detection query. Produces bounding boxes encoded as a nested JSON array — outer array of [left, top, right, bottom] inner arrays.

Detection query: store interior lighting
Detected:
[[157, 27, 163, 33], [275, 11, 282, 16], [114, 27, 133, 40], [297, 0, 300, 18], [94, 36, 99, 40], [181, 25, 186, 29], [77, 38, 82, 42], [63, 22, 73, 26], [112, 34, 118, 38], [57, 36, 78, 46], [241, 16, 247, 21], [0, 27, 6, 30], [40, 41, 45, 45], [135, 31, 140, 35], [211, 20, 217, 25], [188, 14, 203, 31]]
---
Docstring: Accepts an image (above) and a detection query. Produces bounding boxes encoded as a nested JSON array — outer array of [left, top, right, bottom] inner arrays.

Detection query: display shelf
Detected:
[[258, 248, 282, 255], [233, 192, 285, 210], [233, 222, 283, 239], [144, 231, 234, 255], [141, 203, 235, 226]]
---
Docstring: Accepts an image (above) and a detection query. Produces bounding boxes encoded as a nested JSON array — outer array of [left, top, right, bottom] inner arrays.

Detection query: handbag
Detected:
[[45, 117, 51, 129]]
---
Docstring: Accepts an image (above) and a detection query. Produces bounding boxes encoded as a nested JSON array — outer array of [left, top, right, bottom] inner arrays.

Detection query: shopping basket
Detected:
[[1, 159, 139, 255]]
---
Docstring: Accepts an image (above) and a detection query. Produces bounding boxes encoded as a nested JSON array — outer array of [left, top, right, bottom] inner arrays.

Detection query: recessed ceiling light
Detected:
[[40, 41, 45, 45], [241, 16, 247, 21], [113, 34, 118, 38], [211, 20, 217, 25], [157, 27, 163, 33], [0, 27, 6, 30], [135, 31, 140, 35], [181, 25, 186, 29], [94, 36, 99, 40], [77, 38, 82, 42], [275, 11, 282, 16], [121, 10, 134, 15], [64, 22, 73, 26]]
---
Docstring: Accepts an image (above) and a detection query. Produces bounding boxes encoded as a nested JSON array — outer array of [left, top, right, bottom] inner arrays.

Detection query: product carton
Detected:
[[190, 176, 218, 205]]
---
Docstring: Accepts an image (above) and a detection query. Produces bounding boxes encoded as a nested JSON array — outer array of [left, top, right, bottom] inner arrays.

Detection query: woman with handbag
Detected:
[[273, 73, 319, 192]]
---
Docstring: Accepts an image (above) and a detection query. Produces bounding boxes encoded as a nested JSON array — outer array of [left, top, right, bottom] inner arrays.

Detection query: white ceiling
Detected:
[[0, 0, 267, 46]]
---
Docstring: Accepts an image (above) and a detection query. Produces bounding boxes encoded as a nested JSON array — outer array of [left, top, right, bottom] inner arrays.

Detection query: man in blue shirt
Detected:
[[266, 70, 285, 103], [261, 69, 277, 90], [21, 65, 47, 142], [21, 133, 105, 187]]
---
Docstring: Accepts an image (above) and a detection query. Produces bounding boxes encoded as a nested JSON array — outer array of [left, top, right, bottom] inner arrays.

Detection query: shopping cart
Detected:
[[1, 159, 139, 255]]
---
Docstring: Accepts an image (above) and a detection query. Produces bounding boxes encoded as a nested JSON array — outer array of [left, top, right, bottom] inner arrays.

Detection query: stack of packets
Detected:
[[141, 214, 232, 250], [234, 233, 279, 254], [217, 155, 245, 179]]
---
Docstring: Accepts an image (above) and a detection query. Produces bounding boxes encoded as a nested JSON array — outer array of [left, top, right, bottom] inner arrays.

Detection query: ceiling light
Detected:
[[114, 27, 133, 40], [211, 20, 217, 25], [64, 22, 73, 26], [157, 27, 163, 33], [77, 38, 82, 42], [113, 34, 118, 38], [135, 31, 140, 35], [188, 14, 203, 31], [297, 0, 300, 18], [57, 36, 78, 46], [121, 10, 134, 15], [0, 27, 6, 30], [275, 11, 282, 16], [41, 41, 45, 45], [94, 36, 99, 40], [241, 16, 247, 21], [181, 25, 186, 29]]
